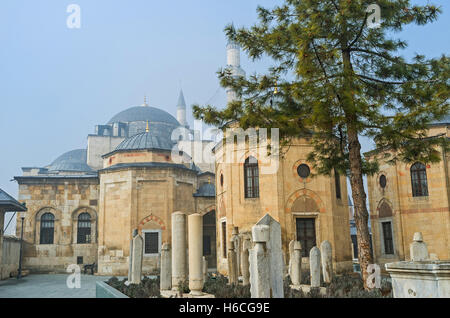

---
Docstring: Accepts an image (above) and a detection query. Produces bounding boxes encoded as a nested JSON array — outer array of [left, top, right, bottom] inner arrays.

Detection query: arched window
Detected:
[[40, 213, 54, 244], [77, 213, 91, 244], [411, 162, 428, 197], [244, 156, 259, 198]]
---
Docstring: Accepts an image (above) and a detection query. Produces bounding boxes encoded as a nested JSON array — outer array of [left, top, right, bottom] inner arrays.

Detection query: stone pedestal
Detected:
[[249, 224, 270, 298], [385, 261, 450, 298], [160, 243, 172, 291], [130, 234, 143, 284], [171, 212, 187, 290], [291, 241, 302, 286], [188, 213, 204, 296], [310, 246, 321, 288], [320, 240, 333, 283]]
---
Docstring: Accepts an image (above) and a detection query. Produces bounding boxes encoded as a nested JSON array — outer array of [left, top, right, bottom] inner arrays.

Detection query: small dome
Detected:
[[48, 149, 93, 172], [194, 183, 215, 197], [115, 131, 174, 151], [107, 106, 180, 126]]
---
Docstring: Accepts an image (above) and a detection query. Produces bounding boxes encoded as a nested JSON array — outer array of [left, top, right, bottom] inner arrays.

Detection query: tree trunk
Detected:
[[347, 127, 373, 290]]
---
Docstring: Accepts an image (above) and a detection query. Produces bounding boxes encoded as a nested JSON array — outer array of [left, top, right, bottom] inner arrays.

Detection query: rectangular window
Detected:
[[296, 218, 316, 258], [40, 227, 54, 245], [77, 256, 83, 265], [144, 232, 159, 255], [203, 235, 211, 256], [77, 228, 91, 244], [335, 169, 341, 199], [382, 222, 394, 255], [221, 221, 227, 258]]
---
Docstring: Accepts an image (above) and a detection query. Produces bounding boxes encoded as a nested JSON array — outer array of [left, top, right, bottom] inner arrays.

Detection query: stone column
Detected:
[[249, 224, 271, 298], [203, 256, 208, 282], [291, 241, 302, 286], [171, 212, 187, 290], [130, 233, 144, 284], [310, 246, 321, 288], [188, 213, 204, 296], [410, 232, 429, 261], [231, 227, 241, 275], [127, 229, 138, 284], [320, 240, 333, 284], [288, 240, 295, 277], [241, 238, 251, 286], [227, 240, 238, 285], [160, 243, 172, 291]]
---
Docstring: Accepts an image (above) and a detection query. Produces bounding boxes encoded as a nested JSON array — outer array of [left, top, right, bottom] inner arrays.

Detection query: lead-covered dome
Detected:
[[115, 131, 174, 151], [108, 106, 180, 126], [47, 149, 93, 172]]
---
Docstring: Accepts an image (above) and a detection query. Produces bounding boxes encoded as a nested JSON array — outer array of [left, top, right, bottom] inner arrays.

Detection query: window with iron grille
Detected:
[[244, 156, 259, 198], [334, 169, 342, 199], [40, 213, 54, 245], [77, 213, 91, 244], [222, 221, 227, 258], [296, 218, 316, 258], [382, 222, 394, 255], [144, 232, 159, 254], [411, 162, 429, 197]]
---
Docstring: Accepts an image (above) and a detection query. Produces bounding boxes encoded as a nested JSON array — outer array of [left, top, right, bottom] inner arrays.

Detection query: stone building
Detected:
[[366, 117, 450, 268], [14, 93, 216, 276]]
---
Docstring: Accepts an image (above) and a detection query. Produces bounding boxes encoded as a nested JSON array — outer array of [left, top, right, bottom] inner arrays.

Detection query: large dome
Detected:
[[107, 106, 180, 126], [47, 149, 93, 172], [115, 131, 174, 151]]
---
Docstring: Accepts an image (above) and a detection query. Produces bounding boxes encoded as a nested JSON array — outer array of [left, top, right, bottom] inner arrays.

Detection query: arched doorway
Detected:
[[203, 210, 216, 269]]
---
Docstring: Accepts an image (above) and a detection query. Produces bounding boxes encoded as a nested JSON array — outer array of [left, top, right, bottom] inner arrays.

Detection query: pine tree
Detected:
[[193, 0, 449, 289]]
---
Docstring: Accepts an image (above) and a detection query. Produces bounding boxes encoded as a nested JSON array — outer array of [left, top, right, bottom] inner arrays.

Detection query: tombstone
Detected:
[[130, 233, 144, 284], [254, 214, 284, 298], [231, 227, 241, 275], [160, 243, 172, 291], [241, 238, 251, 286], [410, 232, 429, 261], [291, 241, 302, 286], [227, 240, 238, 285], [203, 256, 208, 282], [188, 213, 204, 296], [288, 240, 295, 277], [127, 229, 138, 284], [310, 246, 321, 288], [171, 212, 187, 290], [320, 240, 333, 284], [249, 224, 271, 298]]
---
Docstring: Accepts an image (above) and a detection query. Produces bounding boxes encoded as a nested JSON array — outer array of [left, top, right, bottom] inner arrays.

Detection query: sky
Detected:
[[1, 0, 449, 235]]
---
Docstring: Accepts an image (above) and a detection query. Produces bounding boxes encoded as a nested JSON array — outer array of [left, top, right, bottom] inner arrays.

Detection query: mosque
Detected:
[[16, 39, 450, 278]]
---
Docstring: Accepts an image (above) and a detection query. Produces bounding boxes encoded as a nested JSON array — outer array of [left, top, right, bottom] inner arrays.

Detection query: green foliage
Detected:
[[106, 276, 161, 298], [192, 0, 449, 175], [203, 273, 251, 298], [283, 273, 393, 298], [178, 278, 190, 294]]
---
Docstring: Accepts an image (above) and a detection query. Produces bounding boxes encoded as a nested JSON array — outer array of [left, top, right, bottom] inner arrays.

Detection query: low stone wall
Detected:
[[96, 281, 129, 298], [1, 236, 21, 280]]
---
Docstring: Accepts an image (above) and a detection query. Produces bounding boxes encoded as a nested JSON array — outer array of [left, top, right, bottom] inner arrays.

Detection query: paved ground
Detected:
[[0, 274, 118, 298]]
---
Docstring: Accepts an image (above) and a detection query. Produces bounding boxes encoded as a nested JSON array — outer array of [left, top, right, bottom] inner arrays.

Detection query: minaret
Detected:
[[226, 40, 246, 105], [177, 89, 188, 127]]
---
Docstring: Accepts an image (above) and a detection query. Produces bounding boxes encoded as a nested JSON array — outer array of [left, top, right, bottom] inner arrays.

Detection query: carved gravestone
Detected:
[[130, 233, 144, 284], [254, 214, 284, 298], [310, 246, 321, 288], [160, 243, 172, 290], [320, 240, 333, 283]]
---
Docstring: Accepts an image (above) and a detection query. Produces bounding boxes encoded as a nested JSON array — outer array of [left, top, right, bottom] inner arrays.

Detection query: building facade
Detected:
[[366, 120, 450, 268]]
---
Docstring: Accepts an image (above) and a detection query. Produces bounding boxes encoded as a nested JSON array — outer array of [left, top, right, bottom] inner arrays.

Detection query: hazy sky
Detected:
[[1, 0, 449, 235]]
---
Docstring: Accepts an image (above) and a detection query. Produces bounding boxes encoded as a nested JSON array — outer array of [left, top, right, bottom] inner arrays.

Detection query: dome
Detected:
[[115, 131, 174, 151], [107, 106, 180, 126], [194, 183, 216, 197], [48, 149, 93, 172]]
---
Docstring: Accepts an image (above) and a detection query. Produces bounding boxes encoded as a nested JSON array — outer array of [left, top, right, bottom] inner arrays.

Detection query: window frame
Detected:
[[77, 212, 92, 244], [295, 217, 317, 258], [410, 162, 429, 197], [142, 229, 162, 256], [220, 219, 227, 259], [244, 156, 260, 199], [40, 212, 55, 245], [380, 220, 395, 256]]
